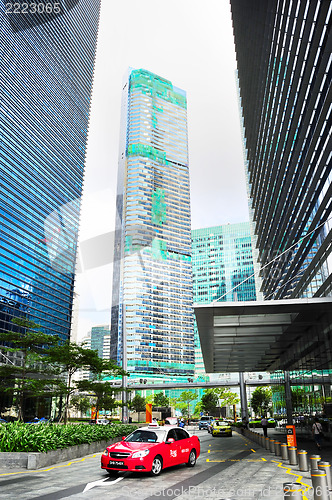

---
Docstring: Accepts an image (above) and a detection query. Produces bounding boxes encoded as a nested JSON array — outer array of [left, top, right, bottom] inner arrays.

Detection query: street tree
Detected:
[[212, 388, 240, 417], [48, 343, 125, 424], [69, 395, 92, 416], [76, 358, 125, 419], [153, 392, 169, 408], [200, 389, 219, 414], [250, 387, 272, 416], [130, 394, 146, 422], [0, 318, 60, 421], [179, 391, 197, 419]]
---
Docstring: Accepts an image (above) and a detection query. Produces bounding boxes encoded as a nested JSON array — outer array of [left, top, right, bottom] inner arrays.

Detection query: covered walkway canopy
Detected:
[[194, 298, 332, 374]]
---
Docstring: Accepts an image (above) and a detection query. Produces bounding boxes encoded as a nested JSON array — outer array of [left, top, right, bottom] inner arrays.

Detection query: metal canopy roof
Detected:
[[194, 298, 332, 373]]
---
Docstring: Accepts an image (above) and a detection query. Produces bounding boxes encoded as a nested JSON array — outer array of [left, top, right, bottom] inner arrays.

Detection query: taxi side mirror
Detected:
[[121, 436, 126, 440], [166, 438, 175, 444]]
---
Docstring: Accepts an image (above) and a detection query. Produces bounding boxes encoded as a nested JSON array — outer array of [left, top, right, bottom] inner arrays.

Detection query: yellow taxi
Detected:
[[211, 420, 232, 437]]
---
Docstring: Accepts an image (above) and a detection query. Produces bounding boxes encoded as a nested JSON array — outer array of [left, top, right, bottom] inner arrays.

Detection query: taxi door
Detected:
[[164, 429, 182, 467]]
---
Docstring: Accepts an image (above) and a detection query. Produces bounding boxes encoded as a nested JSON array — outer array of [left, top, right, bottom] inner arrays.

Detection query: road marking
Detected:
[[83, 476, 123, 493], [271, 460, 311, 499], [206, 457, 265, 463]]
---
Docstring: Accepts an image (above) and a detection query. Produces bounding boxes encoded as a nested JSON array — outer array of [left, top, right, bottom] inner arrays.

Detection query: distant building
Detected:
[[110, 68, 194, 380], [74, 335, 91, 383], [192, 222, 257, 376], [91, 325, 111, 360]]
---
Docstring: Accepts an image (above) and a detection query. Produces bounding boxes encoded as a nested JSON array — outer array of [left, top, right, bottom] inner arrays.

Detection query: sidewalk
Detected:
[[257, 426, 332, 464]]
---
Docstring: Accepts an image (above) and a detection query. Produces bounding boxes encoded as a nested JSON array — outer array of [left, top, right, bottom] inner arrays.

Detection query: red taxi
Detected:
[[101, 424, 200, 476]]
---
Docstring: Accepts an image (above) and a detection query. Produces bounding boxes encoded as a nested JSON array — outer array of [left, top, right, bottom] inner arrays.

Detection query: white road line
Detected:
[[83, 476, 124, 493]]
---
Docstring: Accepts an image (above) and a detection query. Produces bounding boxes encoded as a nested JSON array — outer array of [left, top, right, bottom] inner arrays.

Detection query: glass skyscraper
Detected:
[[192, 222, 257, 374], [192, 222, 257, 304], [230, 0, 331, 300], [91, 325, 111, 360], [0, 1, 101, 340], [111, 68, 194, 379]]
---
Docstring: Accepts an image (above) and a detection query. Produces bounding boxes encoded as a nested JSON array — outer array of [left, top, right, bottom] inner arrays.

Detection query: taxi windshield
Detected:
[[125, 429, 165, 443]]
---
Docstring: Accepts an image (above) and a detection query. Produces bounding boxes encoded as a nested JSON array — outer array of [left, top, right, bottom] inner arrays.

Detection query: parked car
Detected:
[[198, 416, 214, 430], [96, 419, 112, 425], [211, 421, 232, 437], [26, 417, 49, 424], [207, 419, 217, 433], [101, 423, 200, 476]]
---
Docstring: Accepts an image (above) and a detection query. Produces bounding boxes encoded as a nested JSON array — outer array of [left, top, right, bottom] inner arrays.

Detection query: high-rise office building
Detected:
[[0, 1, 101, 340], [192, 222, 257, 304], [91, 325, 111, 360], [111, 68, 194, 378], [192, 222, 257, 375], [230, 0, 331, 300]]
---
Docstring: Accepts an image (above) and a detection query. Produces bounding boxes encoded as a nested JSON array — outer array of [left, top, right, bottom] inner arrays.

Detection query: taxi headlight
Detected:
[[132, 449, 150, 459], [102, 450, 108, 456]]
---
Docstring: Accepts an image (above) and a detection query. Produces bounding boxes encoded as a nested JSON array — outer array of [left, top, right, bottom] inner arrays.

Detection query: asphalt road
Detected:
[[0, 429, 257, 500]]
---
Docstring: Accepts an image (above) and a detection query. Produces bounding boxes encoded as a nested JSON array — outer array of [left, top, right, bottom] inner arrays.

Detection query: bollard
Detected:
[[298, 450, 309, 472], [288, 446, 298, 465], [318, 462, 332, 491], [270, 439, 275, 453], [310, 455, 322, 471], [281, 443, 289, 460], [311, 469, 329, 500], [265, 436, 270, 450], [275, 441, 282, 457], [283, 482, 304, 499]]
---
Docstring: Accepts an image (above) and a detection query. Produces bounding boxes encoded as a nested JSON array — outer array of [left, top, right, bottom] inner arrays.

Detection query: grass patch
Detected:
[[0, 422, 135, 453]]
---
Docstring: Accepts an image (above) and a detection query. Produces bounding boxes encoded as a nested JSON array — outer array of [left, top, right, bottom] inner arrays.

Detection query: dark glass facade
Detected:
[[230, 0, 331, 300], [0, 1, 101, 340]]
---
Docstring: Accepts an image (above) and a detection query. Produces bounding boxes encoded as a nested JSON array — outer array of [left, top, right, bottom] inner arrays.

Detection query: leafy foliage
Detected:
[[212, 388, 240, 407], [130, 394, 146, 413], [200, 389, 219, 414], [250, 387, 272, 416], [48, 343, 126, 424], [0, 318, 60, 421], [0, 422, 135, 453], [170, 391, 197, 417], [153, 392, 169, 408]]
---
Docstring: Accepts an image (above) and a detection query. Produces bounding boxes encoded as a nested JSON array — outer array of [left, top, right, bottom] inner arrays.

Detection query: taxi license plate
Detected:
[[109, 460, 124, 466]]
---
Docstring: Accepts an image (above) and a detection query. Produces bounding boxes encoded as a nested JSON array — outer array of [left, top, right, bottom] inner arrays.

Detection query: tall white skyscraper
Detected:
[[111, 69, 194, 380]]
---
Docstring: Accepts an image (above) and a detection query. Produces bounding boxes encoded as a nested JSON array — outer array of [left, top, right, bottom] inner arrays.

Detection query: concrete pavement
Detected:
[[0, 428, 330, 499]]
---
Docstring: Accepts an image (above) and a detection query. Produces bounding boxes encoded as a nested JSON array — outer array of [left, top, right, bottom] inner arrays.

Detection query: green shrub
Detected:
[[0, 422, 136, 453]]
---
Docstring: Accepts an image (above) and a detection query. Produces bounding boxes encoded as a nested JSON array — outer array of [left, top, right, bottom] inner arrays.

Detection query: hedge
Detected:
[[0, 422, 135, 453]]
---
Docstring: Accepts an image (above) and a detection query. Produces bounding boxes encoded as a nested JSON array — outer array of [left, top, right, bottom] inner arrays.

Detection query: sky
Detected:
[[74, 0, 249, 340]]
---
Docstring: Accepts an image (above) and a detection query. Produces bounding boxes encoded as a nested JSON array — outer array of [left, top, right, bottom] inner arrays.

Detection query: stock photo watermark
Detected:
[[4, 0, 79, 32]]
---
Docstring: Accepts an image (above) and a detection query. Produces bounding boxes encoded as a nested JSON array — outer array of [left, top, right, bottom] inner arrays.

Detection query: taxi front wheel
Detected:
[[186, 449, 196, 467], [150, 456, 163, 476]]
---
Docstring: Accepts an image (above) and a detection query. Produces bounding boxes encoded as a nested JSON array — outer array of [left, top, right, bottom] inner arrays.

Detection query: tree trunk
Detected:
[[63, 372, 72, 425], [18, 350, 27, 422]]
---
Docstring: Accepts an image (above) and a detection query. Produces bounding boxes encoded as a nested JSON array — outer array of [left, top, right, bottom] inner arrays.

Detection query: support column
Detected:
[[239, 372, 248, 422], [284, 370, 293, 425], [122, 306, 128, 423]]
